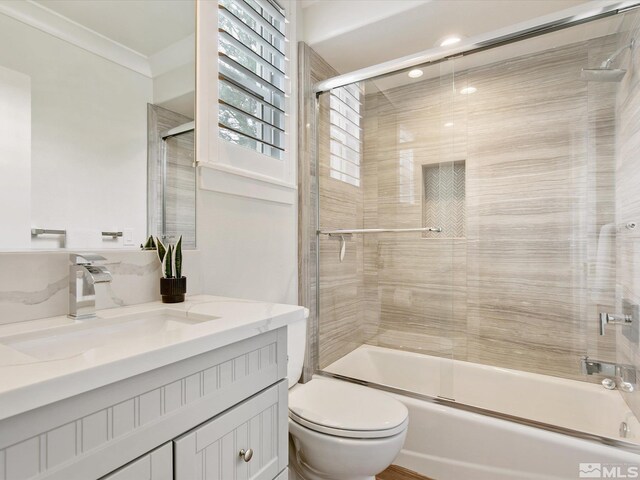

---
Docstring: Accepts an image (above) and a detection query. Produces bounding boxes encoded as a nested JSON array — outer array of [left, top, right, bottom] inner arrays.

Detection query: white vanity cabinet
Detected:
[[101, 444, 172, 480], [174, 381, 288, 480], [0, 328, 289, 480]]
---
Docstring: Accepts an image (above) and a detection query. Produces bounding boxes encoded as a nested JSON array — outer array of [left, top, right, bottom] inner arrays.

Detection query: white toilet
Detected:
[[286, 316, 409, 480]]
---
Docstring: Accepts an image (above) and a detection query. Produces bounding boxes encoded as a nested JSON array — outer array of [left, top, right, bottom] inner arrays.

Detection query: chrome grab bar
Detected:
[[318, 227, 442, 235]]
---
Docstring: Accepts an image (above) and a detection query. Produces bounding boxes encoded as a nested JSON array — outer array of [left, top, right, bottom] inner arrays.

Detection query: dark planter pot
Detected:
[[160, 277, 187, 303]]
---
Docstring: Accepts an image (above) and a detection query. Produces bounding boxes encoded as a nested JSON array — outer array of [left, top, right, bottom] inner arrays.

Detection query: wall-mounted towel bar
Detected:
[[102, 231, 123, 239], [31, 228, 66, 236], [318, 227, 442, 262], [318, 227, 442, 235]]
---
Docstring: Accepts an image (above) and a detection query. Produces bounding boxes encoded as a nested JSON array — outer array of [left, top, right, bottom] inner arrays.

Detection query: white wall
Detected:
[[0, 0, 300, 307], [0, 65, 31, 250], [0, 12, 151, 250], [197, 189, 297, 304], [194, 0, 301, 305], [151, 32, 195, 118]]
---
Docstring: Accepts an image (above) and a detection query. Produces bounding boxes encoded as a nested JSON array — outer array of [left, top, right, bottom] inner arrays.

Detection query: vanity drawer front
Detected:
[[100, 443, 172, 480], [174, 380, 288, 480]]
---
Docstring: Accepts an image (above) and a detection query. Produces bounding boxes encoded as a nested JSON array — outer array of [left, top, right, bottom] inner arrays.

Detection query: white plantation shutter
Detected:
[[218, 0, 288, 160], [329, 83, 362, 186]]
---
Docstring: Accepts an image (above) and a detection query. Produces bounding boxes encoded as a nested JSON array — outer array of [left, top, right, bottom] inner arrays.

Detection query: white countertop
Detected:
[[0, 295, 306, 421]]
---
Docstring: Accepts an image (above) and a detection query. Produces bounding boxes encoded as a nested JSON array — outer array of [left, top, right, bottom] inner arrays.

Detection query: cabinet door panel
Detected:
[[101, 443, 172, 480], [175, 381, 288, 480]]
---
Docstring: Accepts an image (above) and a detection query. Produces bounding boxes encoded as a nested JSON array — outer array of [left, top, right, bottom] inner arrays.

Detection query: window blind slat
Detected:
[[261, 0, 286, 20], [219, 38, 285, 91], [329, 109, 362, 138], [219, 99, 285, 133], [330, 94, 361, 120], [331, 139, 360, 165], [330, 125, 361, 153], [330, 83, 362, 186], [219, 6, 286, 58], [219, 74, 285, 114], [334, 87, 361, 113], [219, 78, 285, 130], [219, 0, 285, 44], [218, 111, 284, 149], [219, 54, 285, 95], [218, 0, 287, 160], [218, 123, 285, 151], [239, 0, 286, 36], [219, 29, 285, 75]]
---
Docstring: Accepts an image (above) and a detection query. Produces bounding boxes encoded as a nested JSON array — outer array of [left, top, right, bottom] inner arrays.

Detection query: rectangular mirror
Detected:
[[0, 0, 196, 251]]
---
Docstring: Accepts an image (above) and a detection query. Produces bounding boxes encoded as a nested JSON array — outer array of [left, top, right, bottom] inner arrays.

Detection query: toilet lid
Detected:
[[289, 379, 408, 439]]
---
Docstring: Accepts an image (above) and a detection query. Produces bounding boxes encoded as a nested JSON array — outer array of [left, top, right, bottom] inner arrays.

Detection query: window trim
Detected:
[[196, 0, 297, 194]]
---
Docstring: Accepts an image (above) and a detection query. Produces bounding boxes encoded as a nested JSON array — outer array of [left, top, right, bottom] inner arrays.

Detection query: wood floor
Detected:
[[377, 465, 434, 480]]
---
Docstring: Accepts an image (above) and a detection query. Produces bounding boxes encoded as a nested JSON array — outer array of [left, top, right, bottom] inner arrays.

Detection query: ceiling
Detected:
[[302, 0, 592, 74], [33, 0, 195, 57]]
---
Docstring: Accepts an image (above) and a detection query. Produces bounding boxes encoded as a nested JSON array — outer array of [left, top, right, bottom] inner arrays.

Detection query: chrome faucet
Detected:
[[599, 312, 633, 335], [581, 356, 637, 392], [68, 253, 112, 320]]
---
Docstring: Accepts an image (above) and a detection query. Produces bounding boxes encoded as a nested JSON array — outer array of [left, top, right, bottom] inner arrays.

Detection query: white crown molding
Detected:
[[149, 33, 195, 78], [0, 0, 152, 77]]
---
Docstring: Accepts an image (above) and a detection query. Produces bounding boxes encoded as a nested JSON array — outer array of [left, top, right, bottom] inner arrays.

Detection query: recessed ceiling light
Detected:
[[460, 86, 477, 95], [408, 69, 423, 79], [444, 122, 454, 127], [440, 36, 462, 47]]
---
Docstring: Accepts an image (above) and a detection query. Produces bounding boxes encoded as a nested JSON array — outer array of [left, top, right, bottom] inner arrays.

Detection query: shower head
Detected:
[[580, 68, 627, 82], [581, 39, 634, 82]]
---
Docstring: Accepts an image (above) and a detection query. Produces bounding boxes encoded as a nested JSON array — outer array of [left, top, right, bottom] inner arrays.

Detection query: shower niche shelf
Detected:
[[422, 160, 466, 239]]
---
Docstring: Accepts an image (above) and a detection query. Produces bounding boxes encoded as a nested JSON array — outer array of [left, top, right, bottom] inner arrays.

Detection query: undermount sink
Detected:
[[0, 309, 218, 363]]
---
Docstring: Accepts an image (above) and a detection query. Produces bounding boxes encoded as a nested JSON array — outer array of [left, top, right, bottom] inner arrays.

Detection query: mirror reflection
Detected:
[[0, 0, 196, 251]]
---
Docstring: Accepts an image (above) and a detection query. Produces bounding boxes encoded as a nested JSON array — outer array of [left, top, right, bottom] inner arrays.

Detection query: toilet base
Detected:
[[289, 437, 375, 480], [288, 418, 406, 480]]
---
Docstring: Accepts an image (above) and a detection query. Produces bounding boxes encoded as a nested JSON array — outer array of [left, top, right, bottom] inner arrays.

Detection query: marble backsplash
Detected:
[[0, 250, 202, 325]]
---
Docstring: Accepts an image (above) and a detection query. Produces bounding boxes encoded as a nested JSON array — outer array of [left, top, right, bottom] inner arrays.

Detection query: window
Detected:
[[399, 149, 415, 204], [218, 0, 287, 160], [398, 126, 415, 204], [329, 84, 362, 187]]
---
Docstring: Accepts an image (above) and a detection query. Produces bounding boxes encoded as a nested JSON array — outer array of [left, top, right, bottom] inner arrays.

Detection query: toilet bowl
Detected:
[[286, 315, 408, 479], [287, 378, 408, 480]]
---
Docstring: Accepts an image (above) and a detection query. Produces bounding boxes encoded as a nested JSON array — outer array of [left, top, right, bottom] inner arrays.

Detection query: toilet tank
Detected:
[[287, 308, 308, 387]]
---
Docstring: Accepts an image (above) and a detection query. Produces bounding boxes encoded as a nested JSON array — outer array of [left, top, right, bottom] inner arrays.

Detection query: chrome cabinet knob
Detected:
[[239, 448, 253, 462]]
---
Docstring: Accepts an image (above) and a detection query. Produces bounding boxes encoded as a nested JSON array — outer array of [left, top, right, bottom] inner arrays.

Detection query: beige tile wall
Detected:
[[358, 36, 621, 383], [615, 13, 640, 420], [298, 44, 367, 371], [317, 88, 367, 368], [307, 25, 640, 406]]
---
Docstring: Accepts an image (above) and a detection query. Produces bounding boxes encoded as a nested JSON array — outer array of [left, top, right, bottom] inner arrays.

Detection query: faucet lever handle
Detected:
[[70, 253, 107, 265], [600, 312, 633, 335]]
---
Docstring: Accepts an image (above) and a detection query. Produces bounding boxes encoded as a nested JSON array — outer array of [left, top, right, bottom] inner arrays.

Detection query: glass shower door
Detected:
[[444, 11, 640, 443], [314, 0, 640, 450], [317, 61, 459, 403]]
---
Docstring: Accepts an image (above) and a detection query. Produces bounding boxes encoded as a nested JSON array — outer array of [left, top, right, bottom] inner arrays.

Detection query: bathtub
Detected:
[[322, 345, 640, 480]]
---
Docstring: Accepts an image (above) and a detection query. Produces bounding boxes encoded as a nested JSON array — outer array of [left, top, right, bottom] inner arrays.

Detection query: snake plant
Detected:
[[155, 235, 183, 278]]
